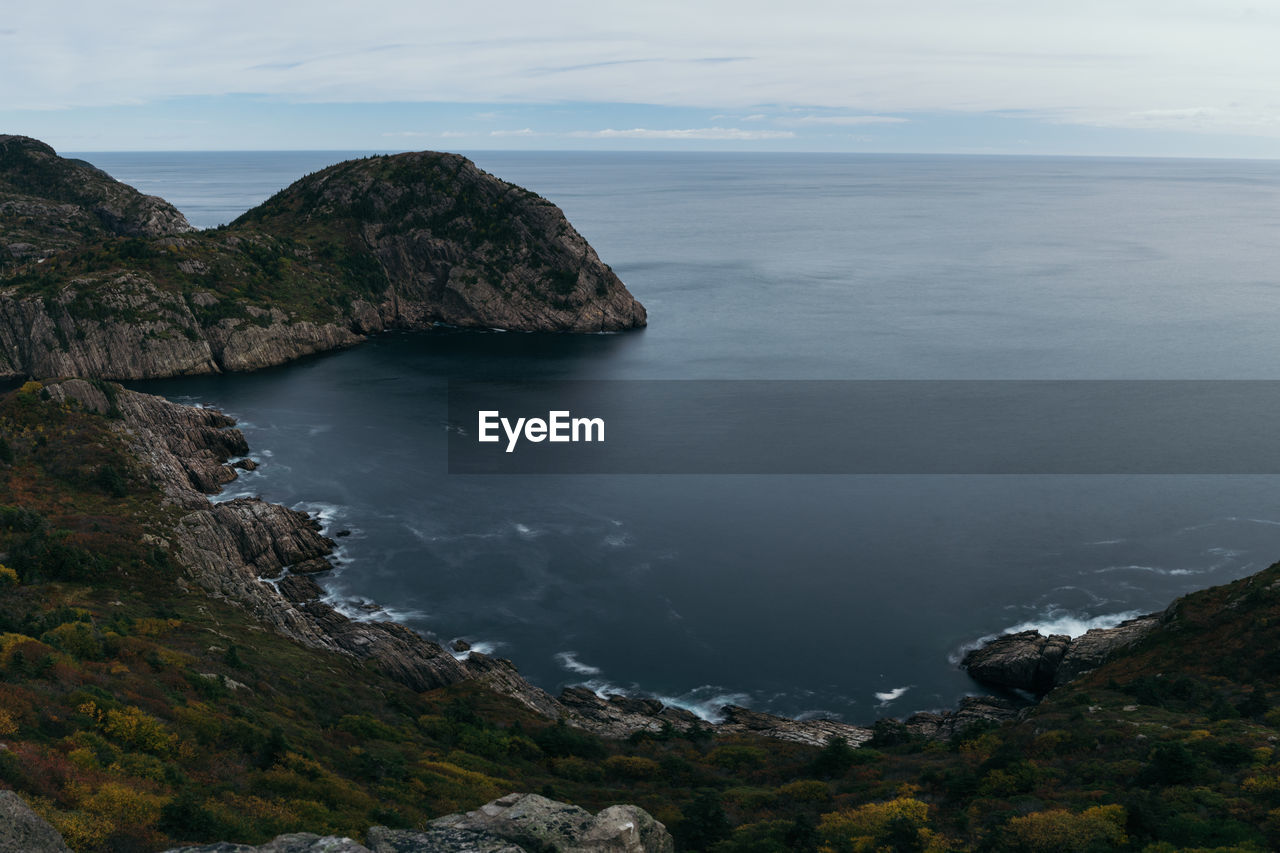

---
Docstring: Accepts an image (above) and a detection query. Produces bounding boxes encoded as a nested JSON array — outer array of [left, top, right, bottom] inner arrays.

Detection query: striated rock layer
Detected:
[[1, 137, 646, 381]]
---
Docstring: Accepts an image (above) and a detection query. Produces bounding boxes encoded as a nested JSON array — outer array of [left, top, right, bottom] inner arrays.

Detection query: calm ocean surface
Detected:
[[80, 149, 1280, 723]]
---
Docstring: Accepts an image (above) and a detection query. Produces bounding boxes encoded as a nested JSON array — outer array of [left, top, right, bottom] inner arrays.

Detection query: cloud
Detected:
[[489, 128, 536, 136], [5, 1, 1280, 140], [575, 127, 795, 140], [789, 115, 909, 126]]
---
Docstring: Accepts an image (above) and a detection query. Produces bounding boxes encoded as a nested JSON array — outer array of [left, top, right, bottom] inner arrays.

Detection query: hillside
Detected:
[[0, 137, 646, 381], [4, 379, 1280, 850], [0, 135, 191, 271]]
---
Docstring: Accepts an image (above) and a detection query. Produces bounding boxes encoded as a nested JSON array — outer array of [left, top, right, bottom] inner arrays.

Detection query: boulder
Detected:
[[0, 790, 72, 853], [961, 631, 1070, 693], [424, 792, 674, 853]]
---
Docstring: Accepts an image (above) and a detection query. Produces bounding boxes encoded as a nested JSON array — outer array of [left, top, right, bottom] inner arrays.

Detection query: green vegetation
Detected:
[[8, 384, 1280, 851]]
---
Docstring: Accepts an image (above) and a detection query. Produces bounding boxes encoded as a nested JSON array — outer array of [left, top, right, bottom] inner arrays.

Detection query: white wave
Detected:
[[554, 651, 602, 676], [653, 687, 753, 723], [1092, 564, 1199, 576], [874, 686, 911, 704], [320, 591, 428, 624], [449, 640, 500, 660], [1086, 538, 1126, 546], [567, 674, 751, 724], [291, 501, 345, 532], [209, 487, 258, 504], [468, 640, 498, 655], [603, 533, 631, 548], [1003, 609, 1146, 639]]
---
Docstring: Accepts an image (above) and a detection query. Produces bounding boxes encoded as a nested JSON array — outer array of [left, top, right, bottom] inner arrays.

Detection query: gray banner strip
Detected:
[[447, 380, 1280, 474]]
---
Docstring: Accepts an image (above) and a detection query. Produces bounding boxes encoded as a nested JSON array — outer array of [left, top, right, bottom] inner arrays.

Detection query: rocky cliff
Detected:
[[0, 137, 645, 381]]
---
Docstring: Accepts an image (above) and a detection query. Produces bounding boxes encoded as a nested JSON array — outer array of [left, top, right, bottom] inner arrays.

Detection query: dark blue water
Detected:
[[88, 150, 1280, 723]]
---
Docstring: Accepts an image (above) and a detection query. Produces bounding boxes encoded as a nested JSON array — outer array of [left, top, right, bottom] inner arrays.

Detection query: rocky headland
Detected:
[[1, 136, 646, 381], [960, 614, 1164, 695]]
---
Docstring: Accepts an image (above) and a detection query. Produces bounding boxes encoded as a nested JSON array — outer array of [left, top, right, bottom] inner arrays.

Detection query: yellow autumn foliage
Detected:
[[818, 796, 949, 853], [1002, 804, 1128, 853]]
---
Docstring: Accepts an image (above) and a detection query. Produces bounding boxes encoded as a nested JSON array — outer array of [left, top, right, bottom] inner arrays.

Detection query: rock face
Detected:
[[0, 790, 72, 853], [164, 836, 369, 853], [239, 151, 648, 334], [961, 615, 1162, 694], [903, 695, 1025, 740], [401, 792, 674, 853], [164, 794, 674, 853], [0, 138, 646, 380]]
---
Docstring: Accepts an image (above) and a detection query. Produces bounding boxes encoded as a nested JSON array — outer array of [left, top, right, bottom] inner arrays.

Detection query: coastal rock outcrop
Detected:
[[961, 614, 1162, 694], [903, 695, 1025, 740], [236, 151, 646, 334], [163, 794, 674, 853], [1, 138, 646, 380], [401, 792, 674, 853]]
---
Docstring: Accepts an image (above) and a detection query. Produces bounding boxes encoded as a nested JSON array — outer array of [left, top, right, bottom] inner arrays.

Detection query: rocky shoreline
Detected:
[[41, 377, 1155, 753], [48, 378, 887, 747]]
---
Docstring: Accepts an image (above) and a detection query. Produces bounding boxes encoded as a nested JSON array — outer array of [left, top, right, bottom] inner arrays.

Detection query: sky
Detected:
[[4, 0, 1280, 157]]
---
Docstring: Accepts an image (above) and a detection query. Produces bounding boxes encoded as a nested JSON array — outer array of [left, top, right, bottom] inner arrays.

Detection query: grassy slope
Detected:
[[4, 383, 1280, 852]]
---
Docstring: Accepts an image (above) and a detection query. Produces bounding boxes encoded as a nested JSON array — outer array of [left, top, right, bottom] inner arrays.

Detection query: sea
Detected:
[[73, 149, 1280, 724]]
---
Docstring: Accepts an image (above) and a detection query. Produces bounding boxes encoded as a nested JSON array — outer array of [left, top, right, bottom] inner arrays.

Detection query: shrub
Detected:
[[818, 796, 944, 853], [604, 754, 661, 780], [1000, 804, 1127, 853], [0, 708, 18, 737]]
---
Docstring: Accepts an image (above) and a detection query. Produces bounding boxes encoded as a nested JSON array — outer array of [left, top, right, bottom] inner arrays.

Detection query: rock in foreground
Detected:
[[163, 793, 673, 853], [0, 790, 72, 853]]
